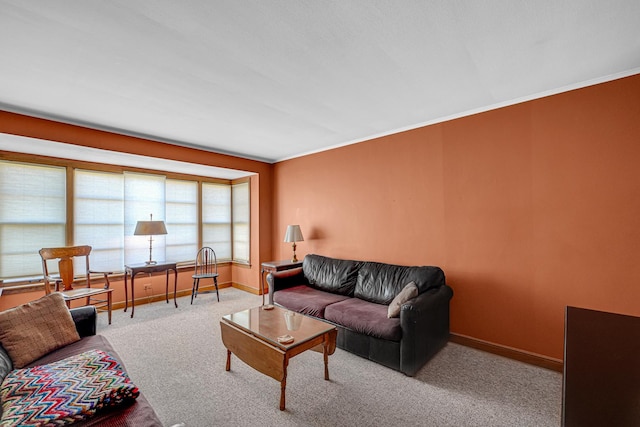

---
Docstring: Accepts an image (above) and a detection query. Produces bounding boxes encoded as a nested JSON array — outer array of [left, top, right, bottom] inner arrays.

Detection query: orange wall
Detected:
[[273, 74, 640, 360], [0, 111, 273, 300]]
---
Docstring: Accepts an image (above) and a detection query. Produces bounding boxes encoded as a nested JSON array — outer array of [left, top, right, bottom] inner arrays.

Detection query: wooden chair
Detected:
[[39, 245, 113, 324], [191, 247, 219, 304]]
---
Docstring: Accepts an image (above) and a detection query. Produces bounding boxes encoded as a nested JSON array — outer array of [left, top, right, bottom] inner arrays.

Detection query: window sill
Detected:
[[0, 262, 241, 295]]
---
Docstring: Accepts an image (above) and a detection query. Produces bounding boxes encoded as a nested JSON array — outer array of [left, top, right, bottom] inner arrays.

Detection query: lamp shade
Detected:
[[284, 225, 304, 242], [134, 220, 167, 236]]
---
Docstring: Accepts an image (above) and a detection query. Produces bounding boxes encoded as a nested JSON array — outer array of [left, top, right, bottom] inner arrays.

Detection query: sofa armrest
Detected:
[[70, 306, 97, 338], [399, 284, 454, 376], [267, 267, 307, 305]]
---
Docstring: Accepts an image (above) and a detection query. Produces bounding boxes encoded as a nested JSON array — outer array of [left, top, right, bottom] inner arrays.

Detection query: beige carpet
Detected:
[[98, 288, 562, 426]]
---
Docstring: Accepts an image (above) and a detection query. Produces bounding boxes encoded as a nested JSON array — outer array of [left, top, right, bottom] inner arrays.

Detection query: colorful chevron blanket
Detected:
[[0, 349, 139, 426]]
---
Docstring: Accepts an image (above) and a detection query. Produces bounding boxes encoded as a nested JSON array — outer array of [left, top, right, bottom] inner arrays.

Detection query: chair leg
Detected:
[[191, 278, 198, 304], [214, 277, 219, 302]]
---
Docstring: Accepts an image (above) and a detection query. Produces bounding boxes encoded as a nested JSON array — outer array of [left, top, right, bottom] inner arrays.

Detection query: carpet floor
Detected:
[[97, 288, 562, 427]]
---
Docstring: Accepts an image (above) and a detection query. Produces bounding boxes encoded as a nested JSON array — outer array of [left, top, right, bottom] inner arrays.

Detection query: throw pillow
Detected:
[[387, 281, 419, 318], [0, 293, 80, 368], [0, 349, 139, 426]]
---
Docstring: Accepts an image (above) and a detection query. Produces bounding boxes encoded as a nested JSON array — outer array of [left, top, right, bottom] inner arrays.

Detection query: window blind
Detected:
[[74, 169, 124, 272], [232, 181, 250, 263], [124, 172, 166, 265], [0, 159, 245, 281], [202, 182, 231, 260], [165, 179, 198, 263], [0, 161, 66, 278]]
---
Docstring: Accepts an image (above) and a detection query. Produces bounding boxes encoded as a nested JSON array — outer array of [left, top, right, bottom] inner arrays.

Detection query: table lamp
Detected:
[[284, 225, 304, 262], [134, 214, 167, 265]]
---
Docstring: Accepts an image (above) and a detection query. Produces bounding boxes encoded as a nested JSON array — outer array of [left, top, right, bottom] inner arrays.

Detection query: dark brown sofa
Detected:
[[268, 254, 453, 376], [0, 305, 162, 426]]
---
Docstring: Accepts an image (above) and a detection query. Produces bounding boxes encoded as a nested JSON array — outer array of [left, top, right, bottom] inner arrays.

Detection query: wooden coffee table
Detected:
[[220, 306, 337, 410]]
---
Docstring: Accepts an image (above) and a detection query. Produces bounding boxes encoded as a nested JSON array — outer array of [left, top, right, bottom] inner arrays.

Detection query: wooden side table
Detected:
[[260, 259, 303, 306], [124, 261, 178, 318]]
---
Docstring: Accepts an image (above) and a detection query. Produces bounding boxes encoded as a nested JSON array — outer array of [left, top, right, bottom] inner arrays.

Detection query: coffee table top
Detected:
[[222, 306, 335, 349]]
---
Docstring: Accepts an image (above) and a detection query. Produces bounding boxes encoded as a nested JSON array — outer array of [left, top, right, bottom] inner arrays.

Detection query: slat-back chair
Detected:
[[39, 245, 113, 324], [191, 247, 219, 304]]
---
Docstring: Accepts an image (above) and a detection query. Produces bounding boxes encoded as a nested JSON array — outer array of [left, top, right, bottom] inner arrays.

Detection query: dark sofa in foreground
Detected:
[[268, 254, 453, 376], [0, 296, 162, 426]]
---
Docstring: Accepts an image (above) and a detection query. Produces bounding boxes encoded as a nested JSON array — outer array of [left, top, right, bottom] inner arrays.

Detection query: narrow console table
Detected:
[[124, 261, 178, 318], [260, 259, 303, 306]]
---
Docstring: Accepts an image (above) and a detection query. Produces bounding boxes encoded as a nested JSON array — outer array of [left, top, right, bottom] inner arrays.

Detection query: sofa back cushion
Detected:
[[355, 261, 445, 305], [303, 254, 361, 296]]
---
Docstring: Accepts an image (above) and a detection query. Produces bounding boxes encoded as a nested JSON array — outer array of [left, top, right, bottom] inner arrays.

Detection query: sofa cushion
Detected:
[[0, 349, 139, 426], [355, 261, 445, 305], [274, 285, 351, 318], [27, 335, 112, 368], [387, 281, 419, 318], [325, 298, 402, 342], [0, 293, 80, 369], [303, 254, 361, 296]]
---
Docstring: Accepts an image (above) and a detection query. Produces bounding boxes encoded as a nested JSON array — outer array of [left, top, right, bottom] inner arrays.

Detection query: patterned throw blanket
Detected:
[[0, 349, 139, 426]]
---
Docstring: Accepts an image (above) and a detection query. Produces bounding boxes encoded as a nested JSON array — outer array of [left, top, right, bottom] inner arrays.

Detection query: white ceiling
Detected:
[[1, 0, 640, 164]]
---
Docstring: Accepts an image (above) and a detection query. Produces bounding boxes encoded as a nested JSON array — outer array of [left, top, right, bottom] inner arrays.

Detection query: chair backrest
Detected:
[[195, 247, 217, 276], [39, 245, 92, 293]]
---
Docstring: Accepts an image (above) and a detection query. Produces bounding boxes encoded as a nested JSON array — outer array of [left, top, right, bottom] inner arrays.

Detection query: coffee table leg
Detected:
[[280, 359, 288, 411], [226, 350, 231, 371], [280, 377, 286, 410], [323, 340, 330, 380]]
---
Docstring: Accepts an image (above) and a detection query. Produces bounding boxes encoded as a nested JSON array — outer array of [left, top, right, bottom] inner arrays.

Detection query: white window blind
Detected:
[[0, 161, 66, 279], [232, 181, 250, 263], [124, 172, 166, 265], [165, 179, 198, 262], [202, 182, 231, 260], [74, 169, 124, 272], [1, 158, 241, 280]]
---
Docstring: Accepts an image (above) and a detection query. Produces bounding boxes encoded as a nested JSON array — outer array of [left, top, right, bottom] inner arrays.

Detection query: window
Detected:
[[0, 159, 250, 282], [74, 169, 124, 272], [76, 172, 200, 267], [124, 172, 167, 265], [0, 161, 66, 279], [165, 179, 198, 263], [232, 181, 250, 263], [202, 182, 231, 260]]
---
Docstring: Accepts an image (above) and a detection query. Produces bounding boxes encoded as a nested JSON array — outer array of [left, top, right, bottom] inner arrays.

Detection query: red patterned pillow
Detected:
[[0, 349, 139, 426]]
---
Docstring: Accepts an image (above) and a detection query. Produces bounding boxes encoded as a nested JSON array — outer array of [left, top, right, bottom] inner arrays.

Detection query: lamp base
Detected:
[[145, 260, 158, 265]]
